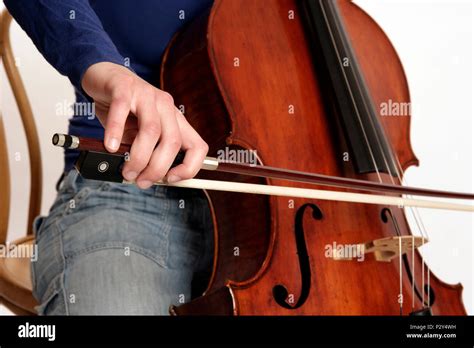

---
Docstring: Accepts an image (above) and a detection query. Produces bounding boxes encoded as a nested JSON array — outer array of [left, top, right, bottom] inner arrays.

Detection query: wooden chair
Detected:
[[0, 9, 41, 315]]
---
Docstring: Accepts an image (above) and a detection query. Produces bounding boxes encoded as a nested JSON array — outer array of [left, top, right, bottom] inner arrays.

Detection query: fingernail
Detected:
[[166, 175, 181, 184], [124, 171, 138, 181], [107, 137, 119, 151], [137, 180, 153, 189]]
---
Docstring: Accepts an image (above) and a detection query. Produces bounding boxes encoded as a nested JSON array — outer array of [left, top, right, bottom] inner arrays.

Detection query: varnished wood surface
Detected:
[[0, 113, 10, 245], [0, 10, 42, 235], [0, 9, 39, 315], [162, 0, 465, 315]]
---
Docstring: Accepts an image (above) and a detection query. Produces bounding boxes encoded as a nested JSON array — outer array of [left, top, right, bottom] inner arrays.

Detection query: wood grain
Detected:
[[161, 0, 465, 315]]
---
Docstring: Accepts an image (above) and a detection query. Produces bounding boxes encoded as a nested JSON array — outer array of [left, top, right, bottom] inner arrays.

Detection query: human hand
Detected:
[[81, 62, 208, 189]]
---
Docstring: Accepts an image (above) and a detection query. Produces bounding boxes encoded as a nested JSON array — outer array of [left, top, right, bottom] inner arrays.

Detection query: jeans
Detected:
[[31, 169, 213, 315]]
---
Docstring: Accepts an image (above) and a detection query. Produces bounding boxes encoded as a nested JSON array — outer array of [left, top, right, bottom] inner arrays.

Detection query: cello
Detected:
[[54, 0, 470, 315], [159, 0, 467, 315]]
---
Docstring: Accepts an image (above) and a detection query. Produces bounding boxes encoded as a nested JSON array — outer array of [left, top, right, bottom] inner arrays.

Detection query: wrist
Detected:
[[81, 61, 134, 96]]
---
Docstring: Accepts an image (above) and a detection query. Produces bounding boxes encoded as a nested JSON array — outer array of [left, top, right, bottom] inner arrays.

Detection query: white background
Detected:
[[0, 0, 472, 315]]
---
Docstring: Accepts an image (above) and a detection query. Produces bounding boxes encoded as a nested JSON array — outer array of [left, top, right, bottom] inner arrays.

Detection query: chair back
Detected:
[[0, 9, 42, 243]]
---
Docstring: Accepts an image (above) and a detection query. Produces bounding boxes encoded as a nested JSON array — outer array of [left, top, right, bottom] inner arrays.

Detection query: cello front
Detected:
[[161, 0, 466, 315]]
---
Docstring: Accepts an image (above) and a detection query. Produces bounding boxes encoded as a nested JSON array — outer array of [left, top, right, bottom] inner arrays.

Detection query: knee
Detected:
[[40, 248, 192, 315]]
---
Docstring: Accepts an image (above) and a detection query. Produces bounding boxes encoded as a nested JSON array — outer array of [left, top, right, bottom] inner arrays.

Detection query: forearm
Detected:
[[4, 0, 125, 92]]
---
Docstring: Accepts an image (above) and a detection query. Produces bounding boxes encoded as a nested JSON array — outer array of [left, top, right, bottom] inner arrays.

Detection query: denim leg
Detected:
[[64, 248, 194, 315], [31, 169, 213, 315]]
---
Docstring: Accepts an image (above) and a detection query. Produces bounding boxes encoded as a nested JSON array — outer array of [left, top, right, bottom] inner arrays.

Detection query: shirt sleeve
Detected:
[[3, 0, 126, 93]]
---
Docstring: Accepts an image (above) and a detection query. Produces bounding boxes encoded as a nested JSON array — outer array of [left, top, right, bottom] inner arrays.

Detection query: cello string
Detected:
[[318, 0, 383, 183], [322, 0, 432, 309], [357, 102, 430, 308], [399, 236, 403, 314], [324, 0, 432, 242], [412, 235, 415, 309], [318, 0, 410, 311], [339, 0, 434, 306], [395, 156, 431, 307], [360, 97, 432, 308], [331, 0, 433, 309], [357, 92, 430, 308], [318, 0, 416, 311], [422, 236, 425, 306]]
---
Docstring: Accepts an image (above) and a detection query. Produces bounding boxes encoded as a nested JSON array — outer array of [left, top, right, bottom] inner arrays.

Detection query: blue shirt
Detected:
[[4, 0, 213, 171]]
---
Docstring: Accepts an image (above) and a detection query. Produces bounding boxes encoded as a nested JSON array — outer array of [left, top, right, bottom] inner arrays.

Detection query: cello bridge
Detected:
[[331, 236, 427, 262]]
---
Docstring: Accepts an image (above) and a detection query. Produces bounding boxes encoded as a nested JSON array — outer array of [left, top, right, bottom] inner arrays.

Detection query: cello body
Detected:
[[161, 0, 465, 315]]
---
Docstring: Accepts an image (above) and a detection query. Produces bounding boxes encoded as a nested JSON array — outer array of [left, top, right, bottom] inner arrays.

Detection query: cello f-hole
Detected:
[[272, 203, 322, 309]]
